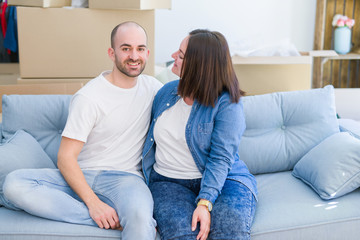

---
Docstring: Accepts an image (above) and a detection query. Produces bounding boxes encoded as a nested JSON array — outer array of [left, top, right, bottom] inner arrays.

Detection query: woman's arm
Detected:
[[192, 98, 245, 240], [198, 99, 245, 203]]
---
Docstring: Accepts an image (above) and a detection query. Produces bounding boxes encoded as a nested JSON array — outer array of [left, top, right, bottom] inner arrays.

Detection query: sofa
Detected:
[[1, 85, 360, 239]]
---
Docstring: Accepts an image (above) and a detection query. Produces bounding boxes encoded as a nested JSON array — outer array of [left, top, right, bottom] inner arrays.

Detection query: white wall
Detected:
[[154, 0, 317, 64]]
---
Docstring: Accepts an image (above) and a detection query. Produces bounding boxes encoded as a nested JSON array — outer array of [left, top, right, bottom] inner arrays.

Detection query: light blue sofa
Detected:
[[1, 85, 360, 240]]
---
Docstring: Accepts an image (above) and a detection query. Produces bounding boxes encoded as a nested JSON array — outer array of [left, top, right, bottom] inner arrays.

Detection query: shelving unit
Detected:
[[313, 0, 360, 88]]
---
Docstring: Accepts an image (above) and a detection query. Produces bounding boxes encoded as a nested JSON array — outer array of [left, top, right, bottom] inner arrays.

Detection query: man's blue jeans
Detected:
[[3, 169, 156, 240], [149, 169, 256, 240]]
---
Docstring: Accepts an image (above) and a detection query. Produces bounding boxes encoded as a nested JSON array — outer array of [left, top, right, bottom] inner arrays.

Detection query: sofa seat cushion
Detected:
[[239, 85, 340, 174], [0, 207, 160, 240], [0, 207, 121, 240], [251, 171, 360, 240], [0, 207, 162, 240], [1, 95, 72, 165]]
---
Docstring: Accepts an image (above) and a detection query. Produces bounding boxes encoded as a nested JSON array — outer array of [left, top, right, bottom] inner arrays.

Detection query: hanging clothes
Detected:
[[0, 20, 10, 62], [0, 1, 18, 62], [4, 6, 17, 53], [0, 1, 7, 37]]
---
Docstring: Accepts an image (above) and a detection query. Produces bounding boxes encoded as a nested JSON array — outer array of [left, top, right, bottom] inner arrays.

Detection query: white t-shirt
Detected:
[[62, 71, 163, 177], [153, 98, 202, 179]]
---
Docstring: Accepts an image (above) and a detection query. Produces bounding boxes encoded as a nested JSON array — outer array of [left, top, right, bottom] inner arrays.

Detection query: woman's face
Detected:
[[171, 36, 189, 77]]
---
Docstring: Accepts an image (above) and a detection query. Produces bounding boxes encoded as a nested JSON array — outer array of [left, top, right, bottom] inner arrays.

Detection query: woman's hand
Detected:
[[192, 205, 211, 240]]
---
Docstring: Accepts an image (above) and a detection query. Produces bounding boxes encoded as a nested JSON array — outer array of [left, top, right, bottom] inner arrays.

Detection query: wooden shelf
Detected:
[[231, 56, 311, 65], [324, 53, 360, 60]]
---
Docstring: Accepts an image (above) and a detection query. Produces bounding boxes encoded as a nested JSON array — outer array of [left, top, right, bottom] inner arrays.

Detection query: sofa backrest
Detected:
[[1, 95, 72, 165], [239, 85, 340, 175], [0, 86, 341, 172]]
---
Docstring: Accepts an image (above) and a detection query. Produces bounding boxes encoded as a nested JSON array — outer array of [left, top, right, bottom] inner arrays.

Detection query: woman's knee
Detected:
[[209, 185, 256, 239]]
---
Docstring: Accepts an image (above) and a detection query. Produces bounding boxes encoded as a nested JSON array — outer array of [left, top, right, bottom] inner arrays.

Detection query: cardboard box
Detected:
[[89, 0, 171, 10], [232, 55, 312, 96], [17, 7, 155, 78], [8, 0, 71, 7], [0, 82, 84, 112], [17, 78, 91, 85]]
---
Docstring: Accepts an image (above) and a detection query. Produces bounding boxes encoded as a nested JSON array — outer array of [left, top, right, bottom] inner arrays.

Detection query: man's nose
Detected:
[[129, 50, 139, 60]]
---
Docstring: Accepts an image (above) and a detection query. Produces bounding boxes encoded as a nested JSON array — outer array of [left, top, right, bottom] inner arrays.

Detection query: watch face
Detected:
[[208, 202, 213, 211]]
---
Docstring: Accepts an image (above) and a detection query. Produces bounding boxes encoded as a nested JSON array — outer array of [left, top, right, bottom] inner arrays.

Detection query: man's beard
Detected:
[[116, 59, 146, 78]]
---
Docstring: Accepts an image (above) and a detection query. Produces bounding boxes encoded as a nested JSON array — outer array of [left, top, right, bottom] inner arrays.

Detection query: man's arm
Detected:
[[57, 136, 121, 230]]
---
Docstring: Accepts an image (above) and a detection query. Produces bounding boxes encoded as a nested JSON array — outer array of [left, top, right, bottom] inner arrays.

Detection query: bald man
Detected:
[[3, 22, 162, 240]]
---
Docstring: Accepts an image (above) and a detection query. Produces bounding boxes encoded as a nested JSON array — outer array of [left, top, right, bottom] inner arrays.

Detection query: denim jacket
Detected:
[[142, 80, 257, 203]]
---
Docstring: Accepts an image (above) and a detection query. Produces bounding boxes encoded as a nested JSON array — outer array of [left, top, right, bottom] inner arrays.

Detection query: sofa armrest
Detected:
[[338, 118, 360, 139]]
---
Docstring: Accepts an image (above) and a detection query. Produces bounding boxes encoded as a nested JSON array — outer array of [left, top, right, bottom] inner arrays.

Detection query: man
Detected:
[[3, 22, 163, 240]]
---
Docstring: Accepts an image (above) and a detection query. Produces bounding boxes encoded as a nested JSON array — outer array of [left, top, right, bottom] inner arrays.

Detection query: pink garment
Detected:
[[1, 2, 8, 37]]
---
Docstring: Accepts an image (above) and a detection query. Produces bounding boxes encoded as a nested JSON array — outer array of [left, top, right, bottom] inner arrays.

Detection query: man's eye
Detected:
[[138, 48, 146, 52], [122, 48, 130, 51]]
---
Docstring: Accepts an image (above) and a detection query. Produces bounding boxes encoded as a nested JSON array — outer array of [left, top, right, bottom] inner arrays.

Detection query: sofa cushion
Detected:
[[239, 85, 340, 174], [292, 132, 360, 200], [338, 118, 360, 140], [0, 207, 121, 240], [1, 95, 72, 165], [0, 207, 162, 240], [252, 171, 360, 240], [0, 130, 56, 208]]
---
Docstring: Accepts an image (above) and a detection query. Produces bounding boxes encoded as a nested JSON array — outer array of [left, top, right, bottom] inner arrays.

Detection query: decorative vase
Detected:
[[334, 27, 352, 54]]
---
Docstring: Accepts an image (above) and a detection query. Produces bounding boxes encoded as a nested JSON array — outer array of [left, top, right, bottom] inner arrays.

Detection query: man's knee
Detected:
[[120, 205, 156, 239], [3, 169, 27, 200]]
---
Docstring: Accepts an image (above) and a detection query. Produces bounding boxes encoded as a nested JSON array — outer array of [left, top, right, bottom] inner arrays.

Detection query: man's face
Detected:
[[111, 26, 149, 78]]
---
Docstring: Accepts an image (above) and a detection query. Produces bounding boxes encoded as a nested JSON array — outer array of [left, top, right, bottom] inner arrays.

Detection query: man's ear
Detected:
[[108, 47, 115, 61]]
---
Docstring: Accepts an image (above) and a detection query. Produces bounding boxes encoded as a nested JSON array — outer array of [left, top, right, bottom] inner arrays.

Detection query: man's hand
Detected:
[[191, 205, 211, 240], [87, 198, 121, 230], [58, 137, 122, 230]]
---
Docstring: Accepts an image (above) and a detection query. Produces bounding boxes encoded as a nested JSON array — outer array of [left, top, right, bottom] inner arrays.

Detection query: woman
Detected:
[[142, 29, 257, 240]]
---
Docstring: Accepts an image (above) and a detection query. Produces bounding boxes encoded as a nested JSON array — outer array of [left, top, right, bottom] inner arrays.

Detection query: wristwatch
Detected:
[[197, 199, 213, 212]]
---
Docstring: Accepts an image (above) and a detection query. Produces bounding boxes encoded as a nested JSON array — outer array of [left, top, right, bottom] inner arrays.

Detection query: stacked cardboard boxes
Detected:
[[89, 0, 171, 10], [12, 0, 171, 85], [8, 0, 71, 8]]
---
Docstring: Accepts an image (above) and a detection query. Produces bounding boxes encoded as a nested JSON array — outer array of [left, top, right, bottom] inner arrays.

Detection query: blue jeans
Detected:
[[149, 169, 256, 240], [3, 169, 156, 240]]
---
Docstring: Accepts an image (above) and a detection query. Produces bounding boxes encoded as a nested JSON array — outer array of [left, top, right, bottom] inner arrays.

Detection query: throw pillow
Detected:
[[292, 132, 360, 200], [239, 85, 340, 174], [0, 130, 56, 207]]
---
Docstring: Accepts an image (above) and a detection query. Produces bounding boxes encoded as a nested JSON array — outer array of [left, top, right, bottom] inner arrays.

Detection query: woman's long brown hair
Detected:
[[178, 29, 245, 107]]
